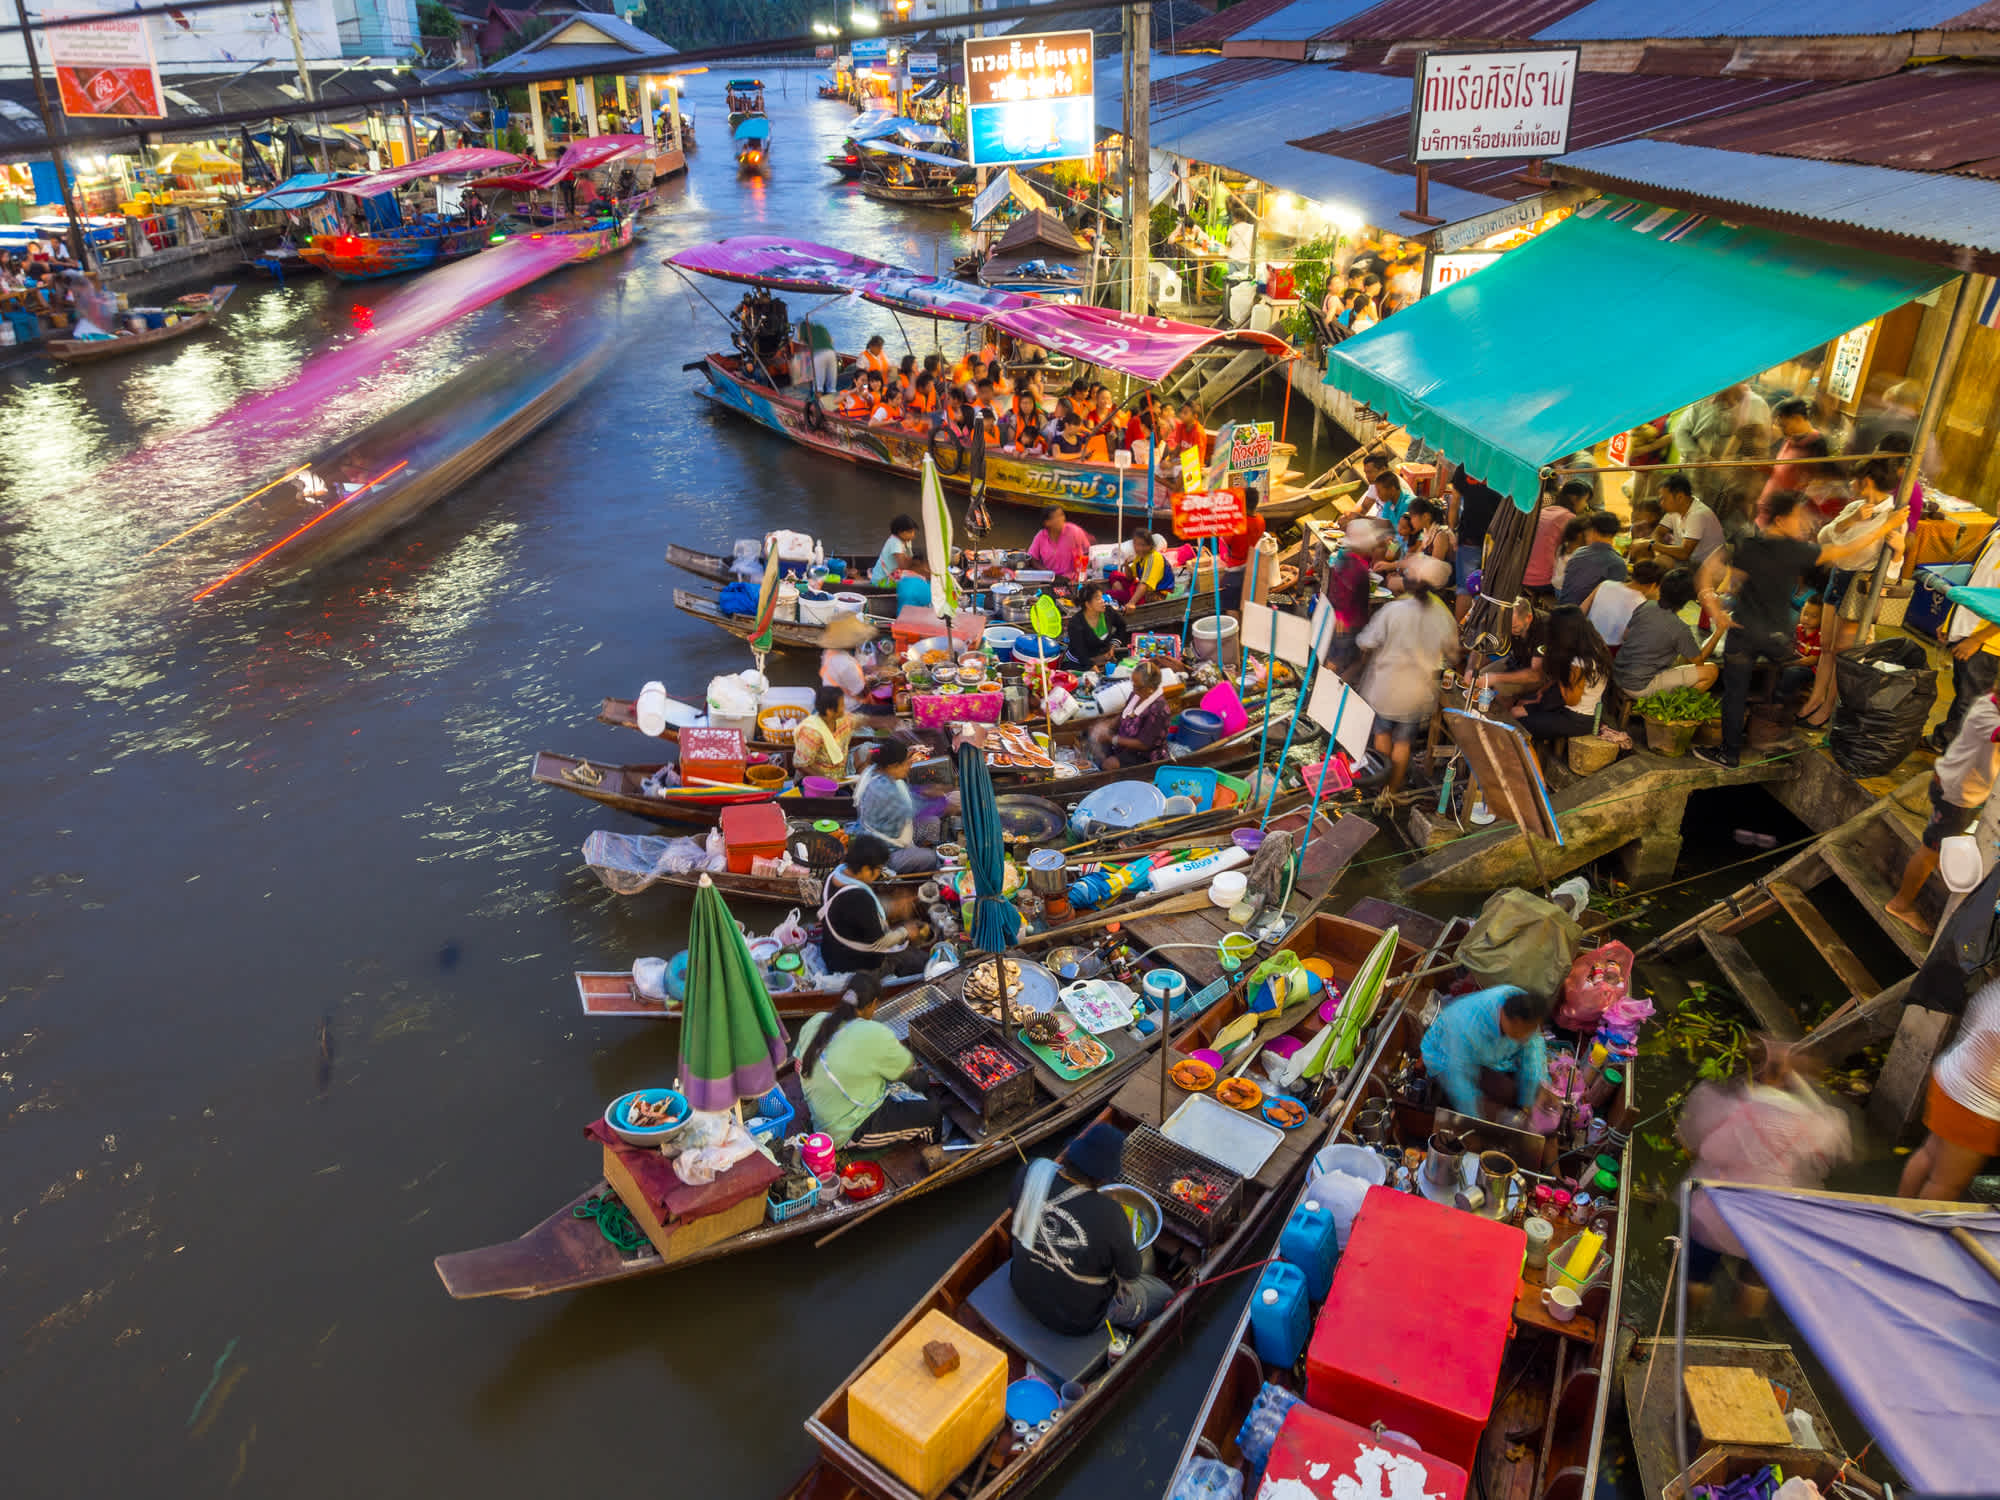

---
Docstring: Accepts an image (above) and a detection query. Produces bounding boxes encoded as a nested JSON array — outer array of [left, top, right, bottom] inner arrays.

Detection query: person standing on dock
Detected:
[[1899, 975, 2000, 1200], [1523, 481, 1586, 599], [1693, 490, 1905, 769], [1927, 521, 2000, 752], [1886, 691, 2000, 936]]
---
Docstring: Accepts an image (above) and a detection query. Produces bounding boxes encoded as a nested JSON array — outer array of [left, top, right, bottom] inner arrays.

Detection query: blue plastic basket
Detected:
[[746, 1086, 795, 1143], [1153, 763, 1219, 812], [767, 1177, 819, 1223]]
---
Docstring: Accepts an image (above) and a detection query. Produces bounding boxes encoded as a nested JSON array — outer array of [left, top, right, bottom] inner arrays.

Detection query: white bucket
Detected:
[[774, 580, 800, 623], [830, 591, 867, 616], [636, 680, 671, 737], [1309, 1142, 1388, 1187], [797, 593, 844, 626], [1191, 614, 1241, 667]]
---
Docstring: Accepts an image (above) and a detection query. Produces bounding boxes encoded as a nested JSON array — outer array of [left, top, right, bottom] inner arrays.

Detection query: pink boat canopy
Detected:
[[324, 146, 524, 198], [471, 134, 650, 192], [665, 235, 1293, 380]]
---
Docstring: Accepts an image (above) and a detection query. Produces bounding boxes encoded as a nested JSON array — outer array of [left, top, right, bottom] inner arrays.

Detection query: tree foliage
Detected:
[[633, 0, 816, 50]]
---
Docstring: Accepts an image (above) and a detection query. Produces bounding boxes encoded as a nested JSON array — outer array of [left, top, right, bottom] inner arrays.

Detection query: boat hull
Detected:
[[300, 226, 488, 281], [694, 354, 1321, 524], [46, 284, 235, 363]]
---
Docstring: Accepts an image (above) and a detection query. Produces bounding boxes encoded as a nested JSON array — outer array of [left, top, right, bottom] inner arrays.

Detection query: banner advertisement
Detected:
[[1229, 421, 1274, 475], [963, 31, 1094, 167], [907, 50, 939, 78], [1427, 250, 1500, 292], [48, 7, 164, 119], [1408, 49, 1577, 164], [851, 37, 888, 68], [1172, 486, 1247, 540]]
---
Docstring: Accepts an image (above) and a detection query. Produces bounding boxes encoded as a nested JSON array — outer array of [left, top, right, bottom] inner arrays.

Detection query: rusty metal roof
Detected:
[[1538, 0, 2000, 39], [1654, 66, 2000, 178], [1170, 0, 1302, 47], [1323, 0, 1597, 41], [1291, 70, 1830, 197]]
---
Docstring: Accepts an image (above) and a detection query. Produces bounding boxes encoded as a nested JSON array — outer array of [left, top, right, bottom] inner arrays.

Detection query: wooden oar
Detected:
[[1020, 887, 1214, 947]]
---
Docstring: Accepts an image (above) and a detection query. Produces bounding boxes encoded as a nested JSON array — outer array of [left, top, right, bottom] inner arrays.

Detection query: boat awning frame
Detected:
[[1325, 195, 1953, 508], [861, 140, 969, 171]]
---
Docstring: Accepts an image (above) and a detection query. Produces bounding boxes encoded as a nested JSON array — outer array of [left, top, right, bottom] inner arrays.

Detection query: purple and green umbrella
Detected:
[[679, 873, 787, 1111]]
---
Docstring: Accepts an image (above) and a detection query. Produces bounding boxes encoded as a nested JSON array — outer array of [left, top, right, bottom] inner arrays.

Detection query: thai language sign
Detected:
[[1172, 486, 1247, 540], [48, 7, 163, 119], [851, 37, 888, 68], [1408, 49, 1577, 164], [1229, 421, 1274, 475], [963, 30, 1094, 167], [906, 50, 939, 78]]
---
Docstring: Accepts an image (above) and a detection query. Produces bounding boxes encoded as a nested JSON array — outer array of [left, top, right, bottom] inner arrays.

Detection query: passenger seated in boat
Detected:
[[868, 386, 904, 426], [1066, 583, 1129, 669], [853, 740, 945, 873], [1109, 530, 1173, 607], [1420, 985, 1553, 1126], [821, 612, 890, 715], [1029, 506, 1093, 581], [894, 354, 917, 402], [838, 375, 879, 420], [862, 335, 892, 381], [872, 514, 918, 585], [902, 375, 940, 433], [792, 685, 855, 783], [1089, 661, 1168, 769], [1051, 414, 1093, 461], [796, 973, 944, 1147], [1009, 1122, 1173, 1334], [819, 838, 936, 980]]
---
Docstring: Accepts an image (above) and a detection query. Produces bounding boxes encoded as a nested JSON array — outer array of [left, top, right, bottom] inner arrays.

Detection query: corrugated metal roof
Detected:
[[1293, 71, 1827, 198], [1225, 139, 1506, 225], [1171, 0, 1301, 47], [1225, 0, 1384, 40], [1538, 0, 2000, 39], [1324, 0, 1597, 41], [1655, 66, 2000, 177], [1555, 139, 2000, 252]]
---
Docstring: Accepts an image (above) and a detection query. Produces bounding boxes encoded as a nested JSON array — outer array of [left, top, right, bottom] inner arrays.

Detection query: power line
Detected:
[[2, 0, 1157, 158]]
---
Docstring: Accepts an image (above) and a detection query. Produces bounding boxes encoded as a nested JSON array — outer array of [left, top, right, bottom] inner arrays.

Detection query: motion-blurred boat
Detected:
[[736, 115, 771, 174], [298, 146, 525, 282], [47, 285, 235, 363]]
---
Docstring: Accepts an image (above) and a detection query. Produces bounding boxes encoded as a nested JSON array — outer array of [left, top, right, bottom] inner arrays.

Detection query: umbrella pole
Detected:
[[994, 948, 1010, 1036], [1262, 642, 1318, 831]]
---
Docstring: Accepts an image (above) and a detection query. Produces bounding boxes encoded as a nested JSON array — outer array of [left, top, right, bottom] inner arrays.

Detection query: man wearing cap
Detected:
[[1887, 691, 2000, 936], [1009, 1123, 1172, 1335]]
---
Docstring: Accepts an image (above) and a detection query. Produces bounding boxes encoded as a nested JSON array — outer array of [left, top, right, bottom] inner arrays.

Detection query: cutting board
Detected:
[[1682, 1365, 1791, 1446]]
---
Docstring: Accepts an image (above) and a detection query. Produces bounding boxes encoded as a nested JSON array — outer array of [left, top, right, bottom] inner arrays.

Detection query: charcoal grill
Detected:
[[906, 998, 1037, 1125], [872, 982, 955, 1041], [1119, 1124, 1245, 1245]]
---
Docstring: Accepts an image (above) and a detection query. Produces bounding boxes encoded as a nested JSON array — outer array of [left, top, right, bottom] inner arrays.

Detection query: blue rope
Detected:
[[1211, 535, 1224, 674], [1237, 544, 1261, 695], [1262, 644, 1317, 833], [1252, 597, 1279, 795], [1296, 683, 1349, 858]]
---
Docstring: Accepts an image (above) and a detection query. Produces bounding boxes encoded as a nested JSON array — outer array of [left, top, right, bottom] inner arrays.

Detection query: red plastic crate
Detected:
[[681, 726, 747, 787], [719, 802, 789, 873], [1254, 1403, 1468, 1500], [1303, 1187, 1523, 1471]]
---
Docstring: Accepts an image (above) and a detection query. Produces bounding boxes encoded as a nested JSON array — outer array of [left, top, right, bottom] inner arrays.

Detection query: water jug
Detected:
[[1277, 1195, 1340, 1301], [1249, 1260, 1311, 1369]]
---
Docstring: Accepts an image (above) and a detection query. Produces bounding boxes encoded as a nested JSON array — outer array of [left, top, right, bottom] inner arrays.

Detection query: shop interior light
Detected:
[[850, 9, 878, 26]]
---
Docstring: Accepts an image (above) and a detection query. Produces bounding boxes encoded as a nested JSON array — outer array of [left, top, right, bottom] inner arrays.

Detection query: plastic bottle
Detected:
[[1166, 1458, 1243, 1500], [1248, 1261, 1312, 1369], [1234, 1382, 1303, 1474]]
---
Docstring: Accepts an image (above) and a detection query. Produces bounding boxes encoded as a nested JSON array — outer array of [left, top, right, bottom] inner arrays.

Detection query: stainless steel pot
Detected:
[[1423, 1130, 1465, 1189]]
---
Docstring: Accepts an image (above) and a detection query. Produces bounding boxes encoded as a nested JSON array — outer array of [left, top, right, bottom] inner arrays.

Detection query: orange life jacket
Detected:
[[862, 349, 891, 376]]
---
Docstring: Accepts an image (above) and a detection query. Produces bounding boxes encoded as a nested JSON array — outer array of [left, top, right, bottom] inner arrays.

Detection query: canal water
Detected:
[[0, 74, 1308, 1499], [0, 75, 1904, 1499]]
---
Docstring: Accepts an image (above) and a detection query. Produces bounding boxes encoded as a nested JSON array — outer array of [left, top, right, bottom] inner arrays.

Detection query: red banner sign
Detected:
[[1172, 488, 1248, 540], [48, 8, 163, 120]]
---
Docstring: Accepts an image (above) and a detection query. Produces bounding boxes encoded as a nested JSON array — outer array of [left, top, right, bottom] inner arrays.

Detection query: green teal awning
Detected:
[[1326, 197, 1953, 509]]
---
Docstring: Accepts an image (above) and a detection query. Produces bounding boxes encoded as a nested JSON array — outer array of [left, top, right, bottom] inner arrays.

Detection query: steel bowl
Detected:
[[1100, 1182, 1163, 1250]]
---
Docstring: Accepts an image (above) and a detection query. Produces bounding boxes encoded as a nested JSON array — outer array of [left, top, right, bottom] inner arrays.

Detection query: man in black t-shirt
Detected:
[[1694, 490, 1904, 767], [1008, 1123, 1172, 1335], [1448, 470, 1503, 614]]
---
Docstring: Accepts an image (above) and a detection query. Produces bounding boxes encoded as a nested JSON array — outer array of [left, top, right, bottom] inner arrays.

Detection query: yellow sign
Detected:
[[1180, 444, 1203, 496]]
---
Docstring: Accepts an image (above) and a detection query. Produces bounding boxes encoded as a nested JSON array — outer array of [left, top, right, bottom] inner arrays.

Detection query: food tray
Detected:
[[1119, 1124, 1245, 1245], [1162, 1092, 1286, 1179], [961, 957, 1060, 1019], [1015, 1026, 1115, 1082], [1059, 979, 1137, 1034]]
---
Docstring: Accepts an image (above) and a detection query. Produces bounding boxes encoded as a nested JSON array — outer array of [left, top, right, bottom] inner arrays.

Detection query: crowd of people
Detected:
[[0, 237, 92, 342]]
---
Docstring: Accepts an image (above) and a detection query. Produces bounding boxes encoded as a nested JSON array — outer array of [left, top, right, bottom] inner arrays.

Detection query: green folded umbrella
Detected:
[[679, 873, 788, 1112]]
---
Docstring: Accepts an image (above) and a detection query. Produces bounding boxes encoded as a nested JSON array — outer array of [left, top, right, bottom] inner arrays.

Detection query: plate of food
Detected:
[[1215, 1077, 1264, 1112], [1261, 1094, 1308, 1130], [962, 957, 1058, 1019], [1170, 1057, 1217, 1092]]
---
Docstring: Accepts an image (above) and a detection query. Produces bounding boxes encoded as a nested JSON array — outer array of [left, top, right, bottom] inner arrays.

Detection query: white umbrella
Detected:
[[920, 451, 961, 618]]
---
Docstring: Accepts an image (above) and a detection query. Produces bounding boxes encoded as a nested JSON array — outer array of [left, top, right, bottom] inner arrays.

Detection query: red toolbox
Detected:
[[1254, 1403, 1469, 1500], [719, 802, 790, 873], [680, 726, 747, 787], [1304, 1186, 1523, 1471]]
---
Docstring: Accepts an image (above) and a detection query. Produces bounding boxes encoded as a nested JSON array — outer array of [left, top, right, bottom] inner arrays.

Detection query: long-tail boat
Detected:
[[47, 285, 235, 363], [474, 134, 652, 263], [776, 902, 1452, 1500], [299, 145, 524, 281], [431, 834, 1380, 1301], [663, 235, 1330, 522]]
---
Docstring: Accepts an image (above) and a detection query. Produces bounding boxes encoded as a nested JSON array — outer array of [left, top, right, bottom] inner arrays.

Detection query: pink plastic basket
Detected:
[[1300, 754, 1353, 798]]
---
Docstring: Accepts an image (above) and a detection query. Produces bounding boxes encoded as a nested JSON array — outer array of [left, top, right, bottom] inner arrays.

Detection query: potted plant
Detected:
[[1633, 686, 1721, 757]]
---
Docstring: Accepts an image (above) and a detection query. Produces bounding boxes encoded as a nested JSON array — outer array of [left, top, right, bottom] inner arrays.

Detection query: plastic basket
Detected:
[[746, 1085, 796, 1143], [1299, 755, 1352, 798], [1153, 763, 1220, 812], [757, 704, 807, 744], [788, 826, 846, 872], [1213, 770, 1251, 810], [767, 1177, 819, 1223]]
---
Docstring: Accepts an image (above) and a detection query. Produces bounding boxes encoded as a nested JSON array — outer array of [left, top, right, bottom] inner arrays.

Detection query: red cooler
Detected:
[[719, 802, 789, 873], [1303, 1186, 1523, 1471], [1254, 1404, 1468, 1500]]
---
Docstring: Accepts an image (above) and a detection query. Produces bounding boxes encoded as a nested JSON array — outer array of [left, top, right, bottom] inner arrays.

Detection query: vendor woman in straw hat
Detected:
[[819, 611, 891, 716]]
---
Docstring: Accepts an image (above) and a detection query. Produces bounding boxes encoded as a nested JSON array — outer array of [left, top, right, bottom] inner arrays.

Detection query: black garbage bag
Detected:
[[1829, 638, 1937, 777]]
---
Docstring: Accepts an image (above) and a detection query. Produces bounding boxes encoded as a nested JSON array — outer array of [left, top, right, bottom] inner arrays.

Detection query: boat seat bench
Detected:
[[964, 1261, 1111, 1386]]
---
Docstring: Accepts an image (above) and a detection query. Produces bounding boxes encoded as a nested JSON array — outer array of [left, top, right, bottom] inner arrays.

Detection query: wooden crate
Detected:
[[602, 1145, 766, 1264]]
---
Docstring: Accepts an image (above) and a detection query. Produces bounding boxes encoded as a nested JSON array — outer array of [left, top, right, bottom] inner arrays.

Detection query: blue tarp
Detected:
[[240, 173, 341, 212], [1943, 582, 2000, 628], [1325, 196, 1952, 509], [1707, 1184, 2000, 1493], [733, 117, 771, 143]]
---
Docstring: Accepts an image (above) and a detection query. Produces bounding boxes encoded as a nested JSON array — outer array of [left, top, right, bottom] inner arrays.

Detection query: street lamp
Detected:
[[850, 9, 878, 27]]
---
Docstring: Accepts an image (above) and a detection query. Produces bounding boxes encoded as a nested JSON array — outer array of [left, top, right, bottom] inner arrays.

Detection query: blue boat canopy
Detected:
[[1706, 1184, 2000, 1493], [1325, 197, 1953, 509], [734, 117, 771, 142], [239, 172, 341, 212]]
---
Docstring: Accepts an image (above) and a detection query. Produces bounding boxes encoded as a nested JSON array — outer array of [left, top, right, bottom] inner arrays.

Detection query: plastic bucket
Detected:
[[1199, 680, 1251, 735], [1191, 614, 1241, 667], [1309, 1142, 1389, 1187], [801, 775, 839, 798], [983, 625, 1023, 661], [1015, 635, 1063, 663], [1175, 708, 1225, 749], [1233, 828, 1265, 854], [745, 764, 787, 790]]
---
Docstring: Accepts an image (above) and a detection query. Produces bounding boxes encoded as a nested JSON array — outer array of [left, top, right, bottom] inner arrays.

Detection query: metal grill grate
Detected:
[[1120, 1125, 1245, 1245], [907, 999, 1036, 1123], [873, 983, 956, 1041]]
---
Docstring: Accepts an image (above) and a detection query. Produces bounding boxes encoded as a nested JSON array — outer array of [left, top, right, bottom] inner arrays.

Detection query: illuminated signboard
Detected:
[[48, 7, 163, 119], [1408, 49, 1578, 164], [963, 30, 1094, 168]]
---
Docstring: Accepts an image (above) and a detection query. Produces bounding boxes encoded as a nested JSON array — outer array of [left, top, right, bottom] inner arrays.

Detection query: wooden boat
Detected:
[[691, 352, 1326, 524], [736, 116, 772, 174], [667, 541, 880, 588], [241, 246, 320, 279], [531, 709, 1290, 828], [727, 78, 768, 128], [47, 285, 236, 362], [853, 176, 973, 207], [432, 839, 1377, 1302], [779, 905, 1440, 1500], [299, 223, 488, 280], [1168, 994, 1635, 1500], [574, 966, 927, 1021], [492, 208, 639, 263]]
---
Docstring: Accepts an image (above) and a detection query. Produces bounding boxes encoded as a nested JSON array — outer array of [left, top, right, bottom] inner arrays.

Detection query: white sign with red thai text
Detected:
[[1409, 49, 1577, 164], [47, 7, 163, 119]]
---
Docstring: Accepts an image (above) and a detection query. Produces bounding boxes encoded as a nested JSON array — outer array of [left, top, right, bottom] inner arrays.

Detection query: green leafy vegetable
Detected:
[[1635, 687, 1722, 724]]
